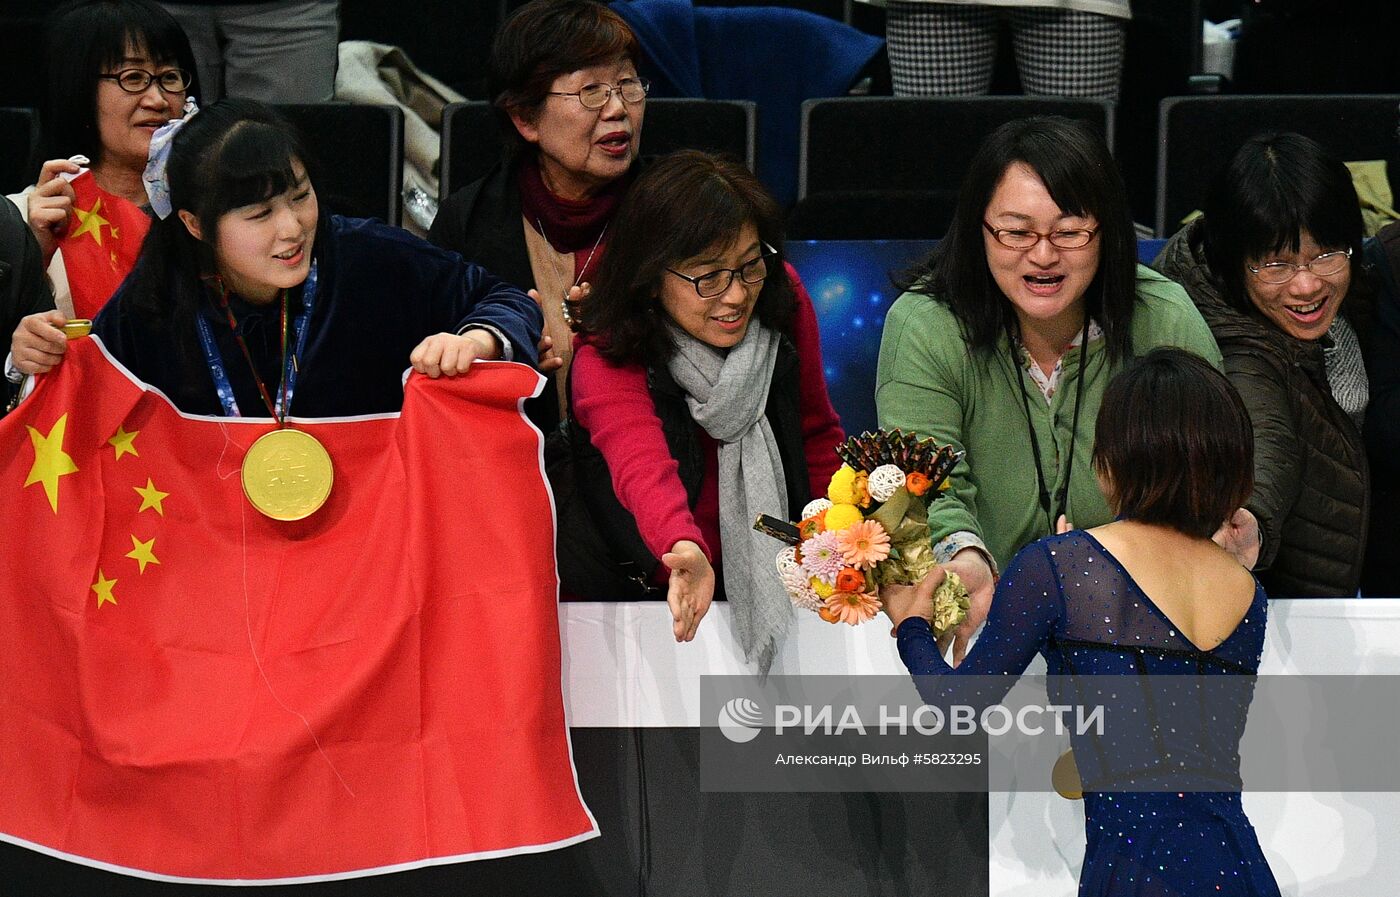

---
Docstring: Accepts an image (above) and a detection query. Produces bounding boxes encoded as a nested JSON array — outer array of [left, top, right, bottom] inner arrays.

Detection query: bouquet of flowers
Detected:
[[755, 429, 971, 631]]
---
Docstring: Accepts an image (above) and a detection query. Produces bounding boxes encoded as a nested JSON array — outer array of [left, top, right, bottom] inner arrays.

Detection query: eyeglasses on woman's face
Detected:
[[982, 222, 1099, 250], [98, 67, 192, 95], [1247, 247, 1351, 284], [666, 244, 777, 299], [547, 77, 649, 110]]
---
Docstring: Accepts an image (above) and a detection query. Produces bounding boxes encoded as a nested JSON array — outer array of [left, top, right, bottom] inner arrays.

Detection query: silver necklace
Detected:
[[536, 218, 606, 329]]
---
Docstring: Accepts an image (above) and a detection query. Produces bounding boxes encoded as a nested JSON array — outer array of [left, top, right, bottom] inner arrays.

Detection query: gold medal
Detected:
[[1052, 749, 1083, 800], [240, 428, 333, 521], [63, 319, 92, 339]]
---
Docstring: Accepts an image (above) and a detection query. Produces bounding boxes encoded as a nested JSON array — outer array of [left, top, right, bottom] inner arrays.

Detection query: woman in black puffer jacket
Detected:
[[1154, 132, 1377, 598]]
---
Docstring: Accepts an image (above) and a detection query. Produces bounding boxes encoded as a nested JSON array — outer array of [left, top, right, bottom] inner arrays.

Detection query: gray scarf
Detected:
[[666, 321, 792, 673]]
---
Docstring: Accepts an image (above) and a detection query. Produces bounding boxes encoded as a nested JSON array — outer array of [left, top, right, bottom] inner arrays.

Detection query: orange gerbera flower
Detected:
[[835, 519, 891, 569], [824, 590, 882, 626], [905, 472, 932, 496], [835, 567, 866, 593]]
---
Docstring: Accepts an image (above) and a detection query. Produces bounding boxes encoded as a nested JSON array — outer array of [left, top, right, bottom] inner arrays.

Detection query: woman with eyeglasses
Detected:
[[430, 0, 649, 437], [6, 0, 199, 321], [560, 150, 843, 665], [876, 116, 1221, 664], [1154, 132, 1377, 598]]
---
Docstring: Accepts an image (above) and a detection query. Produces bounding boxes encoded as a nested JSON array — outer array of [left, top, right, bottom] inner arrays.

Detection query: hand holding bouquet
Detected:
[[755, 430, 971, 633]]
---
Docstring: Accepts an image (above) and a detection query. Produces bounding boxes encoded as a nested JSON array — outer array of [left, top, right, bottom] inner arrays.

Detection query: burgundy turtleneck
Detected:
[[516, 155, 632, 285]]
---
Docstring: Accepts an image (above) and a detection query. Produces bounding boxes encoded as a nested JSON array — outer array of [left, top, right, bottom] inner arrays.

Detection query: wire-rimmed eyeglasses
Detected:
[[546, 77, 650, 110], [1247, 247, 1352, 284]]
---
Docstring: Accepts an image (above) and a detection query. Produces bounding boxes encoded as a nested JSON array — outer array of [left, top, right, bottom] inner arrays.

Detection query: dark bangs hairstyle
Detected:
[[580, 149, 795, 368], [1200, 132, 1367, 316], [899, 116, 1139, 362], [125, 98, 325, 329], [1093, 348, 1254, 539], [43, 0, 199, 163], [488, 0, 640, 153]]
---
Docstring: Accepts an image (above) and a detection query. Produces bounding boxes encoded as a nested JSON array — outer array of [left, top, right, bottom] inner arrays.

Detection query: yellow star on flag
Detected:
[[134, 478, 169, 516], [125, 535, 160, 574], [70, 197, 110, 247], [91, 569, 117, 608], [24, 413, 79, 514], [108, 425, 140, 460], [110, 225, 120, 240]]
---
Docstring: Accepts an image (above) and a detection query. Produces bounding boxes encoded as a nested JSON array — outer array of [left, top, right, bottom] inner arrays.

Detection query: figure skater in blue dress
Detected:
[[884, 347, 1282, 897]]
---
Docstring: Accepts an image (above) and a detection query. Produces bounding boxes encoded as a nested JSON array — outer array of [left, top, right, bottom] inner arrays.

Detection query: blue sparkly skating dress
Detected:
[[897, 530, 1281, 897]]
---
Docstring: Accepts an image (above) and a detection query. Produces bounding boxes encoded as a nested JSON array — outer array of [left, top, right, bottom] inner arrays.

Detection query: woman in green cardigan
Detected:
[[876, 116, 1222, 663]]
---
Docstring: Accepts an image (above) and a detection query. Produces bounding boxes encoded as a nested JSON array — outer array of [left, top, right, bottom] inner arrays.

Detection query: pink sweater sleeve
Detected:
[[786, 263, 845, 499], [569, 341, 712, 564]]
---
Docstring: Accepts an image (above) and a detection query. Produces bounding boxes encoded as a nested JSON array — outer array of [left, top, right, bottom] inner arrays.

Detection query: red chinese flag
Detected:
[[57, 170, 150, 319], [0, 338, 597, 883]]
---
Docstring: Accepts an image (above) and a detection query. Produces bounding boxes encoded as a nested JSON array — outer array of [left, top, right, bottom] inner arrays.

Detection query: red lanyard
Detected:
[[213, 284, 290, 424]]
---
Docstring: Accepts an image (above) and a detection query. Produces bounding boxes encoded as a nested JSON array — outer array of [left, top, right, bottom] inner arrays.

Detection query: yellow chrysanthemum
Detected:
[[823, 502, 863, 532], [827, 464, 857, 504], [812, 578, 835, 598]]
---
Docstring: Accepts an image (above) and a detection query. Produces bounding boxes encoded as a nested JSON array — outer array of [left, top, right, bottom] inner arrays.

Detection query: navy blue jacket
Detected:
[[93, 216, 541, 417]]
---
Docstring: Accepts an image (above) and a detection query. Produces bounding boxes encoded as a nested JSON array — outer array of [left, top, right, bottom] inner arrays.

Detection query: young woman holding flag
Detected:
[[11, 98, 541, 416]]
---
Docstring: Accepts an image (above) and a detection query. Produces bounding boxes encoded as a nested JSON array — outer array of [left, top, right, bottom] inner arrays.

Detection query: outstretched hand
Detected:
[[661, 539, 714, 643]]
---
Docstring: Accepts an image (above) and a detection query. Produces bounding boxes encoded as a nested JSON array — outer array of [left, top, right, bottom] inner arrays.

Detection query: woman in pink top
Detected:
[[562, 150, 842, 669]]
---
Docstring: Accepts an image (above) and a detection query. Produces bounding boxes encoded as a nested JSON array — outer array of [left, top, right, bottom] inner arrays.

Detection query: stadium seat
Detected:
[[276, 103, 404, 226], [790, 96, 1114, 240], [1156, 95, 1400, 236]]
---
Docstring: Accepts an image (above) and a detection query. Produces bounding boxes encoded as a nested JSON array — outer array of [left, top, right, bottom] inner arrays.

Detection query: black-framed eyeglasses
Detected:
[[98, 67, 192, 95], [983, 221, 1099, 250], [666, 244, 777, 299], [546, 77, 649, 110], [1247, 247, 1352, 284]]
